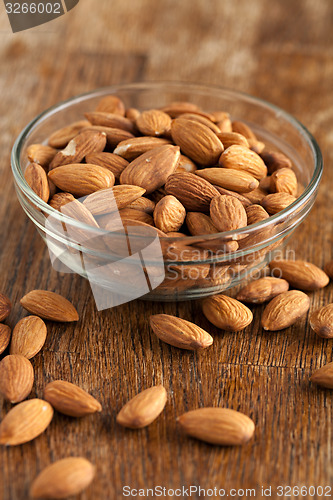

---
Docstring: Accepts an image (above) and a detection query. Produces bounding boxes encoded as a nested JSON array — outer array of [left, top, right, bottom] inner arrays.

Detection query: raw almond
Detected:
[[180, 113, 221, 134], [153, 195, 186, 232], [0, 399, 53, 446], [136, 109, 172, 136], [83, 126, 134, 148], [48, 120, 90, 149], [324, 260, 333, 279], [24, 163, 50, 203], [210, 195, 247, 232], [195, 168, 259, 193], [150, 314, 213, 350], [216, 131, 249, 149], [48, 164, 115, 197], [171, 118, 223, 166], [27, 144, 57, 169], [10, 316, 47, 359], [0, 355, 34, 403], [260, 150, 292, 174], [261, 192, 296, 214], [232, 120, 257, 141], [269, 259, 329, 290], [126, 107, 140, 121], [248, 139, 265, 154], [85, 152, 129, 179], [95, 94, 125, 115], [244, 186, 268, 204], [0, 324, 11, 354], [120, 145, 180, 194], [127, 196, 155, 214], [219, 145, 267, 180], [310, 362, 333, 389], [309, 304, 333, 338], [114, 137, 172, 161], [85, 111, 135, 133], [59, 199, 99, 227], [160, 102, 202, 117], [49, 129, 107, 169], [186, 212, 218, 236], [261, 290, 310, 331], [120, 208, 154, 226], [177, 407, 255, 445], [30, 457, 95, 499], [20, 290, 79, 322], [116, 385, 167, 428], [176, 154, 197, 173], [236, 277, 289, 303], [0, 292, 11, 321], [165, 172, 220, 212], [213, 185, 252, 207], [83, 185, 146, 215], [44, 380, 102, 417], [270, 167, 298, 196], [245, 204, 269, 225], [49, 192, 75, 211], [202, 294, 253, 331]]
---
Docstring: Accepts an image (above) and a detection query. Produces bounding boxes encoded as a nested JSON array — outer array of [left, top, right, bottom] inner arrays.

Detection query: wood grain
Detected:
[[0, 1, 333, 499]]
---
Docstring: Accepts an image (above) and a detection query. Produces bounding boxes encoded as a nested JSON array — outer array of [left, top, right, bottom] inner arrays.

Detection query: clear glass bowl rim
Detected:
[[11, 81, 323, 243]]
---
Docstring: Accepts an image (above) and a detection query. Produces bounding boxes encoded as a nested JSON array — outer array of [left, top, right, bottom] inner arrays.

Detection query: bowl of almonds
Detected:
[[11, 82, 322, 301]]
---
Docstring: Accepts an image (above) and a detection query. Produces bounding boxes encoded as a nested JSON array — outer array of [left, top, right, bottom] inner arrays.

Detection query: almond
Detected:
[[85, 111, 135, 133], [10, 316, 47, 359], [171, 118, 223, 166], [136, 109, 172, 136], [236, 277, 289, 303], [248, 139, 265, 154], [24, 163, 50, 203], [119, 207, 154, 226], [310, 362, 333, 389], [165, 172, 220, 212], [116, 385, 167, 428], [216, 131, 249, 149], [49, 129, 107, 169], [27, 144, 57, 168], [48, 164, 115, 197], [324, 260, 333, 279], [83, 185, 146, 215], [20, 290, 79, 322], [160, 101, 202, 117], [120, 145, 180, 194], [202, 294, 253, 331], [85, 152, 129, 179], [48, 120, 90, 149], [270, 167, 298, 196], [269, 259, 329, 290], [232, 120, 257, 140], [125, 107, 140, 121], [213, 185, 252, 207], [195, 168, 259, 193], [219, 145, 267, 180], [49, 192, 75, 211], [309, 304, 333, 338], [0, 292, 11, 321], [150, 314, 213, 350], [30, 457, 95, 499], [153, 195, 186, 233], [0, 324, 11, 354], [244, 186, 268, 204], [210, 195, 247, 232], [0, 355, 34, 403], [83, 125, 134, 148], [127, 196, 155, 214], [114, 137, 172, 161], [59, 199, 99, 227], [44, 380, 102, 417], [176, 154, 197, 173], [180, 113, 221, 134], [186, 212, 218, 236], [245, 204, 269, 225], [95, 94, 125, 115], [260, 150, 293, 174], [177, 407, 255, 446], [0, 399, 53, 446], [261, 290, 310, 331], [261, 192, 296, 214]]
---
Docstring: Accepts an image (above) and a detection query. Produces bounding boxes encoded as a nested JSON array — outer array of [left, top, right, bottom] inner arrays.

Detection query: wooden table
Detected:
[[1, 1, 332, 498]]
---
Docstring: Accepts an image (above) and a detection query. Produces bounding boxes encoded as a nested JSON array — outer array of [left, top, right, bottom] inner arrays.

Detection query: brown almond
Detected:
[[0, 292, 11, 321], [261, 290, 310, 331], [153, 195, 186, 233], [248, 139, 265, 154], [48, 164, 115, 197], [171, 118, 223, 166], [160, 102, 202, 117], [260, 150, 293, 174], [95, 95, 125, 115], [150, 314, 213, 350], [165, 172, 220, 212], [211, 111, 230, 123], [116, 385, 167, 429], [324, 260, 333, 279], [24, 163, 50, 203], [120, 208, 154, 226], [176, 154, 197, 173], [44, 380, 102, 417], [83, 185, 146, 215], [309, 304, 333, 339], [210, 195, 247, 232], [59, 198, 99, 227], [83, 126, 134, 148], [125, 107, 140, 121], [202, 294, 253, 331], [30, 457, 95, 499], [261, 192, 296, 214], [49, 192, 75, 211], [180, 113, 221, 134], [245, 204, 270, 225], [0, 355, 34, 403], [213, 185, 252, 207], [244, 186, 268, 204], [85, 111, 135, 133], [0, 324, 11, 355], [232, 120, 257, 140], [270, 167, 298, 196], [85, 152, 129, 179], [310, 362, 333, 389], [114, 137, 172, 161], [236, 277, 289, 304], [49, 129, 107, 169], [0, 399, 53, 446], [20, 290, 79, 322], [27, 144, 57, 168], [217, 131, 249, 149], [177, 407, 255, 446], [127, 197, 155, 214], [186, 212, 218, 236], [136, 109, 172, 136], [269, 259, 329, 291], [10, 316, 47, 359], [48, 120, 91, 149], [120, 145, 180, 194], [219, 145, 267, 180], [195, 168, 259, 193]]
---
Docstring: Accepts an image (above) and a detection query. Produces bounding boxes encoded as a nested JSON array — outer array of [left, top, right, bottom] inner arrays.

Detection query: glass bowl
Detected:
[[11, 82, 323, 304]]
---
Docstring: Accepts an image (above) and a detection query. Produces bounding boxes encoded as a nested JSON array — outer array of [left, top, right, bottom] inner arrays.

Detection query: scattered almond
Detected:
[[310, 362, 333, 389], [44, 380, 102, 417], [0, 355, 34, 403], [269, 259, 329, 290], [116, 385, 167, 428], [20, 290, 79, 322], [150, 314, 213, 350], [261, 290, 310, 331], [202, 294, 253, 331], [10, 316, 47, 359], [236, 277, 289, 303], [309, 304, 333, 338]]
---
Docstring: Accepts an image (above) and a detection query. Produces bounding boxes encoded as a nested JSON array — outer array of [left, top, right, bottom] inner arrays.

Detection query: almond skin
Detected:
[[48, 164, 115, 197], [136, 109, 172, 136], [24, 163, 50, 203], [236, 277, 289, 304], [270, 167, 298, 196], [216, 131, 249, 149], [30, 457, 95, 499], [0, 355, 34, 403], [150, 314, 213, 350], [20, 290, 79, 322], [210, 195, 248, 232], [116, 385, 167, 429], [232, 121, 257, 140], [202, 294, 253, 331], [114, 137, 172, 161], [219, 144, 267, 179], [85, 111, 135, 133], [309, 304, 333, 338], [213, 185, 252, 207], [261, 290, 310, 331], [95, 94, 125, 115], [177, 407, 255, 446], [0, 324, 11, 355], [44, 380, 102, 417], [176, 154, 197, 174], [245, 204, 269, 225], [195, 168, 259, 193], [10, 316, 47, 359], [83, 185, 146, 215], [83, 126, 134, 148], [27, 144, 57, 168], [85, 152, 129, 179], [269, 259, 329, 291], [127, 196, 155, 214], [310, 362, 333, 389], [48, 120, 91, 149], [186, 212, 218, 236], [153, 195, 186, 232], [119, 208, 154, 226], [260, 150, 293, 174], [49, 192, 75, 211], [261, 192, 296, 214], [165, 172, 220, 212], [0, 399, 53, 446], [0, 292, 11, 321]]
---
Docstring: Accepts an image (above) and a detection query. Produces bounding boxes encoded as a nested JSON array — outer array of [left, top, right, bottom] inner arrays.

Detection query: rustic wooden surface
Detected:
[[0, 1, 333, 499]]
